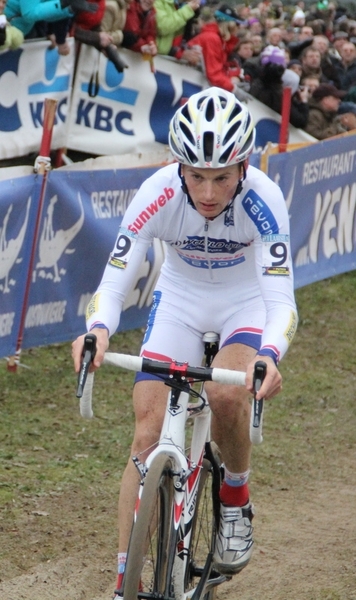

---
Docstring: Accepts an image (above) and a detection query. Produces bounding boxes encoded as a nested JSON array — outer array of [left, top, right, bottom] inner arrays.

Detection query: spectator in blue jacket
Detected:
[[4, 0, 97, 37]]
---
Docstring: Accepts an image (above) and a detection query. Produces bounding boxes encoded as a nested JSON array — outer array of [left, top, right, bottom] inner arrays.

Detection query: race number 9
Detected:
[[262, 234, 290, 275], [115, 234, 132, 257], [110, 227, 137, 268], [270, 242, 287, 266]]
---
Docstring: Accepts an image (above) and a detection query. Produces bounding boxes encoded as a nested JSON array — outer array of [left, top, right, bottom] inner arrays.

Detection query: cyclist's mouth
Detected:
[[200, 202, 218, 212]]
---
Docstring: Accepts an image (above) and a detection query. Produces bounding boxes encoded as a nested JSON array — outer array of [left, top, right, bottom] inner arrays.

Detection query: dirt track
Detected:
[[1, 460, 356, 600]]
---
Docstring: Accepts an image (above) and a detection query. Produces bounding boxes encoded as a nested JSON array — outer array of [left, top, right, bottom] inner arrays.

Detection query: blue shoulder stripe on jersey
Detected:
[[241, 190, 279, 235]]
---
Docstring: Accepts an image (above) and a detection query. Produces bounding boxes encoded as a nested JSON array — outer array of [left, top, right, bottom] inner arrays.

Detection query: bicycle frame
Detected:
[[132, 378, 215, 600], [77, 333, 266, 600]]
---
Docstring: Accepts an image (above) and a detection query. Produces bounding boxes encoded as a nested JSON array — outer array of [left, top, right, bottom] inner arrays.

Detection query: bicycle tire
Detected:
[[184, 443, 221, 600], [123, 452, 175, 600]]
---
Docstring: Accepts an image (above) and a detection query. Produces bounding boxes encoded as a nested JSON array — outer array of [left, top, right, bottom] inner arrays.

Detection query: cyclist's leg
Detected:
[[207, 342, 256, 476], [118, 379, 167, 554], [117, 303, 204, 559], [204, 308, 264, 575], [207, 302, 265, 477]]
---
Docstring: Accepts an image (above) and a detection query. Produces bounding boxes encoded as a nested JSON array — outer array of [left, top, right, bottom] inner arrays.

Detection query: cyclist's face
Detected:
[[182, 164, 242, 218]]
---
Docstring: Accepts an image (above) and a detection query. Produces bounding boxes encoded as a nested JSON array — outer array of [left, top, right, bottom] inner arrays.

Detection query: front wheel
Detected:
[[123, 452, 175, 600], [184, 442, 222, 600]]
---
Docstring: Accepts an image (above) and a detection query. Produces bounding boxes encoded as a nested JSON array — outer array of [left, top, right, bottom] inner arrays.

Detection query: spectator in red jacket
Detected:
[[122, 0, 157, 57], [185, 4, 247, 98], [74, 0, 128, 72]]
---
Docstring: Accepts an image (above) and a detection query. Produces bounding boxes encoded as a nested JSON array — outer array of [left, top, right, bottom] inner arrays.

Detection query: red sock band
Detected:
[[219, 481, 249, 507]]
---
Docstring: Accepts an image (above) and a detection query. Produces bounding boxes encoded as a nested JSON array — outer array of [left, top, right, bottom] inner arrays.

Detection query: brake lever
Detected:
[[76, 333, 97, 398], [250, 360, 267, 444]]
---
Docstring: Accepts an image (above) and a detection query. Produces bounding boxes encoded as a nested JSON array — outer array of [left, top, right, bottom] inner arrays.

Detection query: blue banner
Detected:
[[1, 134, 356, 358], [21, 167, 161, 350], [0, 176, 38, 356], [267, 136, 356, 288]]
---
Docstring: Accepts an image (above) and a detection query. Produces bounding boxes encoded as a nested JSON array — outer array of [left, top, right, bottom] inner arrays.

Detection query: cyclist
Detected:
[[72, 87, 298, 599]]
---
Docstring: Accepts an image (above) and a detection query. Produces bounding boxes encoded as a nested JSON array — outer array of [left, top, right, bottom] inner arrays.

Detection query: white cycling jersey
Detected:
[[86, 162, 298, 366]]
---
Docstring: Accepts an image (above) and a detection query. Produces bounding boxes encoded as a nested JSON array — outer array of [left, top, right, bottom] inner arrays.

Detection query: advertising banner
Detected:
[[267, 136, 356, 288], [0, 40, 75, 160], [68, 45, 316, 156], [0, 176, 38, 357], [20, 167, 164, 350], [1, 132, 356, 358], [0, 40, 315, 161], [67, 47, 205, 156]]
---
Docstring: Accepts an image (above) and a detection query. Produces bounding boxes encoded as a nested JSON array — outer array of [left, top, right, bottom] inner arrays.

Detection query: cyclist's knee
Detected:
[[206, 382, 249, 415]]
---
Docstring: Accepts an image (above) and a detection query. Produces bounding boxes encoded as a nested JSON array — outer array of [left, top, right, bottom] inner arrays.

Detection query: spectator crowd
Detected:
[[1, 0, 356, 140]]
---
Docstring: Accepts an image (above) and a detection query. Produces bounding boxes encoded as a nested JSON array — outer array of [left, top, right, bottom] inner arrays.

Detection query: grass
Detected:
[[0, 271, 356, 594], [1, 272, 355, 502]]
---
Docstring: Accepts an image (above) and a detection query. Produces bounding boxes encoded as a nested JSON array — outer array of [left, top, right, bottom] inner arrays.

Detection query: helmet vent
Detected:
[[169, 136, 181, 157], [184, 143, 199, 164], [229, 104, 243, 121], [205, 98, 216, 122], [239, 131, 254, 157], [219, 142, 234, 165], [222, 121, 240, 145], [181, 104, 192, 122], [203, 132, 214, 161], [181, 121, 195, 145], [197, 95, 208, 110]]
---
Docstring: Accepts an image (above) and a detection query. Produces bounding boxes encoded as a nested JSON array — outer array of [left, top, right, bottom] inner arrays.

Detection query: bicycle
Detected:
[[76, 332, 266, 600]]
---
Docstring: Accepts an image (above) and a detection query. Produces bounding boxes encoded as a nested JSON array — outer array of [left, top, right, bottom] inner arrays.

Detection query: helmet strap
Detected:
[[233, 162, 247, 199]]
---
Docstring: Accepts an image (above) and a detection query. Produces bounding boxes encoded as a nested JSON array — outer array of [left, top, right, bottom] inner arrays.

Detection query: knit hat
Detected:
[[312, 83, 346, 100], [338, 101, 356, 115], [282, 69, 300, 94], [292, 9, 305, 23], [260, 45, 286, 67]]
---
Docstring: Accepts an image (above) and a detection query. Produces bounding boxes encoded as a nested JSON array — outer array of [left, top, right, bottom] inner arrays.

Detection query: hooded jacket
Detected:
[[187, 22, 237, 92]]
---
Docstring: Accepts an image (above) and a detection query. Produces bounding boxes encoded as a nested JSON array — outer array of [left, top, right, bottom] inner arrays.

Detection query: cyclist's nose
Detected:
[[203, 180, 215, 200]]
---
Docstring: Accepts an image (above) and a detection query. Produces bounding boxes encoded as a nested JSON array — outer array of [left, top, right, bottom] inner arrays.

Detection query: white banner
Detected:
[[68, 45, 315, 156], [0, 39, 75, 159], [67, 46, 207, 156], [0, 40, 315, 161]]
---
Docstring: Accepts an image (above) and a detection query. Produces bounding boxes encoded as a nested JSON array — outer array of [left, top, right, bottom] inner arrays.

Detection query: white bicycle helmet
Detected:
[[169, 87, 255, 168]]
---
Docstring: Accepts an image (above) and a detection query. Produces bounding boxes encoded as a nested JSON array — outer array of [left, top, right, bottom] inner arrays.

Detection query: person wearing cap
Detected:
[[333, 30, 349, 55], [304, 83, 346, 139], [287, 59, 303, 78], [337, 101, 356, 130], [292, 8, 306, 28], [184, 4, 250, 100]]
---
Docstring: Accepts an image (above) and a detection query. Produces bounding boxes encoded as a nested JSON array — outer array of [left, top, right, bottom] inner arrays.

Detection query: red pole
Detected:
[[7, 98, 57, 372], [279, 87, 292, 153]]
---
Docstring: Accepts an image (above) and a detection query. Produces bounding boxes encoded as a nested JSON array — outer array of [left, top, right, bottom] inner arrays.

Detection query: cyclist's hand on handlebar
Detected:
[[72, 327, 109, 373], [246, 355, 282, 400]]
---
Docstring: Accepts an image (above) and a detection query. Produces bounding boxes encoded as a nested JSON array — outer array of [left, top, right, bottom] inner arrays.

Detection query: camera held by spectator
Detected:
[[0, 13, 7, 47]]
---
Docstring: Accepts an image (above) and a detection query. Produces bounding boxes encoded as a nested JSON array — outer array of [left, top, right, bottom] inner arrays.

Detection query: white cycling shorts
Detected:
[[135, 274, 266, 383]]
